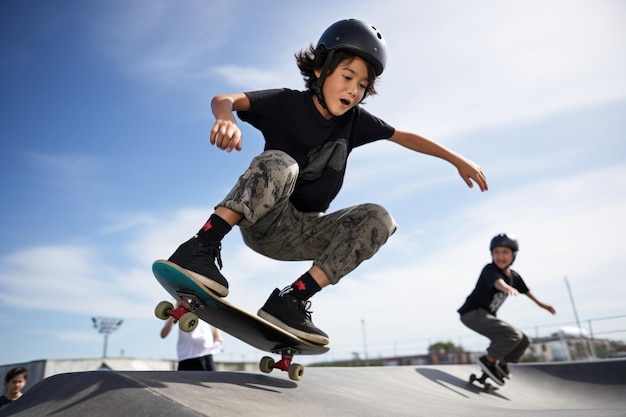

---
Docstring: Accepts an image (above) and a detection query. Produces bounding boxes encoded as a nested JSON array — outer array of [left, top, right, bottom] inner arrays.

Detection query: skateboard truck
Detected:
[[154, 299, 200, 332], [469, 371, 500, 392], [259, 348, 305, 381]]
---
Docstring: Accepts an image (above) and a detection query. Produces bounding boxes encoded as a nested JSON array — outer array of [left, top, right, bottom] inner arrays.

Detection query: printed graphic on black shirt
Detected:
[[299, 139, 348, 182], [488, 292, 508, 314]]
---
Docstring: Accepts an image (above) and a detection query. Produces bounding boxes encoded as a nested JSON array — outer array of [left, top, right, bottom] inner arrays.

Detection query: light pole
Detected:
[[564, 276, 581, 335], [361, 319, 369, 366], [92, 317, 123, 358], [563, 276, 595, 359]]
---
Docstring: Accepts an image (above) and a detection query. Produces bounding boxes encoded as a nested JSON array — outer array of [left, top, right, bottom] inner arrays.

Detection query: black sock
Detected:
[[196, 214, 231, 245], [280, 272, 321, 300]]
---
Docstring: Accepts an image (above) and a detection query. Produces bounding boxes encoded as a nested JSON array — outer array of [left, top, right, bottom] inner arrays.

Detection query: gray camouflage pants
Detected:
[[217, 150, 397, 284], [460, 309, 530, 362]]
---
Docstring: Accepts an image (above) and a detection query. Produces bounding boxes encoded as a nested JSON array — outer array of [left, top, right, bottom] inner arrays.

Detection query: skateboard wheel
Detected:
[[259, 356, 275, 374], [155, 301, 174, 320], [469, 373, 477, 382], [288, 363, 304, 381], [178, 312, 199, 332]]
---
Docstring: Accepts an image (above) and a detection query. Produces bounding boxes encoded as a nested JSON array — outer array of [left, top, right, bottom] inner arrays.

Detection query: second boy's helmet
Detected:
[[490, 233, 519, 253]]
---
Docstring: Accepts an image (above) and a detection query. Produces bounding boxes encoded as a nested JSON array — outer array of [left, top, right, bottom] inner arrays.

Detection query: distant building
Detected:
[[523, 328, 626, 362], [381, 351, 473, 367]]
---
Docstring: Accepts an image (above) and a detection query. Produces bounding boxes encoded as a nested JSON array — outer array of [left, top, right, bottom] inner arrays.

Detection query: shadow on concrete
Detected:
[[415, 367, 510, 401]]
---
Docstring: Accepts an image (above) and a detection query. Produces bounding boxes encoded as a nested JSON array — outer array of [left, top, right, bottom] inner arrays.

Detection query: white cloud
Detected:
[[90, 0, 626, 139], [367, 0, 626, 137], [213, 66, 292, 90], [24, 152, 104, 190], [0, 242, 172, 319], [92, 0, 238, 85]]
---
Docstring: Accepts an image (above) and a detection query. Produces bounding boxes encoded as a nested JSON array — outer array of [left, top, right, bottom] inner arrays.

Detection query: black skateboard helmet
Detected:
[[312, 19, 387, 110], [490, 233, 519, 253], [317, 18, 387, 76]]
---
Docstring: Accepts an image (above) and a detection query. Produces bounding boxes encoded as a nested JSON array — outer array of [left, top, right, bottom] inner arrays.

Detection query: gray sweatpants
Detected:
[[217, 150, 397, 284], [460, 309, 530, 363]]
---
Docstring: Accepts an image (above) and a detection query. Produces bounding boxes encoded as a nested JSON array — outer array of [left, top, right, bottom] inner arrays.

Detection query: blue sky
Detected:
[[1, 0, 625, 366]]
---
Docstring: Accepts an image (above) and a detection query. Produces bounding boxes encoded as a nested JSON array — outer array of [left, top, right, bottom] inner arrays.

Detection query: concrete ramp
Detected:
[[1, 359, 624, 416]]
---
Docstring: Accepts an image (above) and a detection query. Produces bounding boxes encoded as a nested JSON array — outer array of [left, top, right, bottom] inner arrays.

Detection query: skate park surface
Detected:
[[2, 358, 624, 417]]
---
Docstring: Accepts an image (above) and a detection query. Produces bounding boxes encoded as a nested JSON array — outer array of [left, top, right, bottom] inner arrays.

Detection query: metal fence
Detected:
[[315, 314, 626, 365]]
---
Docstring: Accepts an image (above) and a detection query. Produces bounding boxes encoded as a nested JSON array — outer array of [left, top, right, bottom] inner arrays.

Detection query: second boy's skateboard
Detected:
[[152, 260, 329, 381], [469, 371, 502, 392]]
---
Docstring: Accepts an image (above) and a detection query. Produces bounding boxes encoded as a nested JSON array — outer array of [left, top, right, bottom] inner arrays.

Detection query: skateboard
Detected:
[[469, 371, 502, 392], [152, 260, 329, 381]]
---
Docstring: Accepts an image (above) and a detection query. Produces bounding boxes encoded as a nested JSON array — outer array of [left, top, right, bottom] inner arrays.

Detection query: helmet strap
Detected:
[[312, 49, 335, 111]]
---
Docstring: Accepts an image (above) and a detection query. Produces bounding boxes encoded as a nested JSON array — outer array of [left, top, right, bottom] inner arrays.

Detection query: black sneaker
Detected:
[[168, 237, 229, 297], [496, 361, 511, 380], [258, 288, 329, 345], [478, 356, 504, 386]]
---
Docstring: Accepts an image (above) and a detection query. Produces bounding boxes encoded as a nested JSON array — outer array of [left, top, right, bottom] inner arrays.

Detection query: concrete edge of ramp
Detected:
[[1, 358, 625, 417]]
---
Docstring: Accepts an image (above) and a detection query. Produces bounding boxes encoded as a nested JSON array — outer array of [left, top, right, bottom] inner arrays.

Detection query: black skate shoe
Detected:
[[258, 288, 329, 345], [168, 237, 229, 297], [478, 356, 504, 386], [496, 361, 511, 379]]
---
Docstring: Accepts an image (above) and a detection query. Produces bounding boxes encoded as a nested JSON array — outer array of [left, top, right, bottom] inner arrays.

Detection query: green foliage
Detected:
[[428, 341, 461, 353]]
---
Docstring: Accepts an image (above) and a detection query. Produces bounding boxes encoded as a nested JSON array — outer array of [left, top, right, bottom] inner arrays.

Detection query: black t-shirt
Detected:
[[237, 89, 395, 212], [457, 263, 530, 316], [0, 395, 14, 409]]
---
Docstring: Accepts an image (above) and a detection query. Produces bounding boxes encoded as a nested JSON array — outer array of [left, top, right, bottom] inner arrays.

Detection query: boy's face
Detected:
[[491, 246, 514, 270], [5, 374, 26, 396], [314, 56, 370, 119]]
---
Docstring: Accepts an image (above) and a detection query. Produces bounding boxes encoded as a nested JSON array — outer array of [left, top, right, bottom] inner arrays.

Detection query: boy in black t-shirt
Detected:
[[0, 367, 27, 410], [458, 234, 556, 385], [166, 19, 489, 345]]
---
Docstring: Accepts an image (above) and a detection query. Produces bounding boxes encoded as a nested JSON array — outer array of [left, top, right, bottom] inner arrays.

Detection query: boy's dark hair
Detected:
[[4, 367, 28, 383], [295, 45, 378, 96]]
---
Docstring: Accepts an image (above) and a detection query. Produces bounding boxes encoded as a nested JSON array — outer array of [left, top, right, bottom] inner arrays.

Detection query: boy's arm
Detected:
[[160, 317, 174, 339], [210, 93, 251, 152], [212, 327, 223, 344], [494, 278, 519, 296], [525, 291, 557, 314], [389, 130, 488, 191]]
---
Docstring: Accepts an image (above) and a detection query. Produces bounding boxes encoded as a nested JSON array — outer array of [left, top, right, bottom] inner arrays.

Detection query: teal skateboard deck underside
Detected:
[[153, 260, 329, 355]]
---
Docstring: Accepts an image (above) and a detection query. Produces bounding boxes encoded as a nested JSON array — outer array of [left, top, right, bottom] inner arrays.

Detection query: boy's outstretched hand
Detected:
[[210, 118, 243, 152], [457, 157, 488, 192]]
